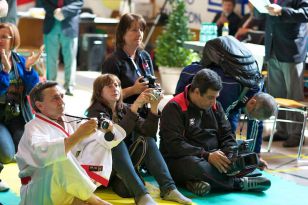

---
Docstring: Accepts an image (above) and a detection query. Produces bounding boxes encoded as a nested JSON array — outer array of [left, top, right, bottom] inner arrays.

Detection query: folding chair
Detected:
[[267, 98, 307, 160]]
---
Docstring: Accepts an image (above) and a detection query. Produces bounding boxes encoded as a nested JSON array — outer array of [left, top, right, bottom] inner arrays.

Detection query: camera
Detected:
[[98, 113, 110, 129], [223, 140, 259, 177]]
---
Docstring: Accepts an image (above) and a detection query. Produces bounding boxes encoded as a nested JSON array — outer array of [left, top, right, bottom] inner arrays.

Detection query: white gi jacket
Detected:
[[15, 113, 124, 205]]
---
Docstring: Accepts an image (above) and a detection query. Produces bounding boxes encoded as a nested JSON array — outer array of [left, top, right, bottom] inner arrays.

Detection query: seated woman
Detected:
[[0, 22, 43, 164], [86, 74, 192, 205]]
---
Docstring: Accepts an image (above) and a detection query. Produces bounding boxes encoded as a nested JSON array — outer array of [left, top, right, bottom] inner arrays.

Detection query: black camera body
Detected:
[[98, 113, 110, 129], [140, 74, 162, 99], [223, 141, 259, 177]]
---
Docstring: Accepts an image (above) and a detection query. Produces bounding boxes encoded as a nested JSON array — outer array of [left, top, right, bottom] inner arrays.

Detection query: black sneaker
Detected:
[[241, 177, 271, 192], [185, 181, 211, 196]]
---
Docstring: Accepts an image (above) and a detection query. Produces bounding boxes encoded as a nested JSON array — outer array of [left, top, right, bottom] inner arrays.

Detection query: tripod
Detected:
[[144, 0, 172, 47]]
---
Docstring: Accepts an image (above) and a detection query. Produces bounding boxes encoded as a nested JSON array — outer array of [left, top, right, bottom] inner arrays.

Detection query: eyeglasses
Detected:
[[0, 36, 12, 41]]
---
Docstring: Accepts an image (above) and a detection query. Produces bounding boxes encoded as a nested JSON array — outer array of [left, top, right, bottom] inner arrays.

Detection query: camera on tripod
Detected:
[[223, 140, 259, 177]]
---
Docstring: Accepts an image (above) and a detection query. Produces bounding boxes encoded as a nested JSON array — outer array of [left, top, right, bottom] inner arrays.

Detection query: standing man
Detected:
[[259, 1, 308, 147], [42, 0, 83, 96]]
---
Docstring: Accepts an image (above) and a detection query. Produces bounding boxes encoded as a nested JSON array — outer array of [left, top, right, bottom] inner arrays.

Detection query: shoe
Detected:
[[162, 189, 192, 205], [282, 136, 303, 148], [185, 180, 211, 196], [135, 194, 157, 205], [65, 87, 74, 96], [240, 177, 271, 192], [263, 133, 287, 142], [0, 180, 9, 192]]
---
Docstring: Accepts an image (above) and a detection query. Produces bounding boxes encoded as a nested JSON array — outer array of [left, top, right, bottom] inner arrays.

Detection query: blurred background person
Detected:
[[235, 2, 265, 43], [212, 0, 241, 36], [0, 0, 16, 24], [42, 0, 83, 96]]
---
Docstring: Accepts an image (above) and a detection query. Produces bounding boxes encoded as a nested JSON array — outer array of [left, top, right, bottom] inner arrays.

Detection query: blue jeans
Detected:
[[0, 115, 25, 163], [111, 137, 176, 198]]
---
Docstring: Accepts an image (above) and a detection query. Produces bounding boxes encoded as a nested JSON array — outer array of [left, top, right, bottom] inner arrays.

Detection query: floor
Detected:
[[59, 70, 308, 187]]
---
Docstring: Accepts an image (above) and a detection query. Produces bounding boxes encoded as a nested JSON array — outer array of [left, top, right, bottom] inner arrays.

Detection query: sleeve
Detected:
[[61, 0, 83, 18], [279, 1, 308, 23], [26, 125, 67, 168], [101, 54, 121, 76], [215, 103, 237, 150], [0, 70, 9, 95], [159, 102, 205, 158]]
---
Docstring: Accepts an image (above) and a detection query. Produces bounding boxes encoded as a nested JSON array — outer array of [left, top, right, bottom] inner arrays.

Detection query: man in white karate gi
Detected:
[[16, 81, 125, 205]]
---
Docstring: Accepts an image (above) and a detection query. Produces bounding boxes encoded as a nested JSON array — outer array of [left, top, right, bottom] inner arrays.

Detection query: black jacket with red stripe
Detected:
[[159, 86, 237, 160]]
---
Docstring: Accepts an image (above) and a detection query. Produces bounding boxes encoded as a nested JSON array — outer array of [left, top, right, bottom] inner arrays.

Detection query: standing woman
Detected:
[[87, 74, 192, 205], [102, 13, 156, 105], [0, 23, 42, 164]]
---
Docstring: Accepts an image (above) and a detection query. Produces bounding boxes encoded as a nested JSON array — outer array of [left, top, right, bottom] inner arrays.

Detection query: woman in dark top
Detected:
[[102, 13, 156, 105], [87, 74, 192, 205]]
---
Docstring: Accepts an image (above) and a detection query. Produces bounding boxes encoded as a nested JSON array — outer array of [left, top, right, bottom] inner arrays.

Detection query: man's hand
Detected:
[[266, 4, 282, 16], [54, 8, 65, 21], [208, 150, 231, 174]]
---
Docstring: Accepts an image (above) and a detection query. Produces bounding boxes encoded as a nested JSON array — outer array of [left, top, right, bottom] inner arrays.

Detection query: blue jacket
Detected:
[[0, 52, 39, 122]]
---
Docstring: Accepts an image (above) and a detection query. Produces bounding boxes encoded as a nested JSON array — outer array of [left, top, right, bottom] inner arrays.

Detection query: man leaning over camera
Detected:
[[159, 69, 271, 196]]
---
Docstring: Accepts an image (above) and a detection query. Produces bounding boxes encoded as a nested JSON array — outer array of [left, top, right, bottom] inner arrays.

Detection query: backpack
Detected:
[[201, 36, 262, 88]]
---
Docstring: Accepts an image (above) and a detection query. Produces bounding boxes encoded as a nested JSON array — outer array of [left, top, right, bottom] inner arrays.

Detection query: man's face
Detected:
[[194, 88, 220, 110], [36, 86, 65, 120], [222, 1, 235, 15], [245, 98, 265, 120]]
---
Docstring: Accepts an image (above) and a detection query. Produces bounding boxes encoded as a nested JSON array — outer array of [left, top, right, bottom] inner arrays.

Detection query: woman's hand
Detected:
[[130, 89, 153, 113], [148, 88, 164, 115], [1, 49, 11, 73], [132, 76, 149, 94], [25, 45, 45, 71]]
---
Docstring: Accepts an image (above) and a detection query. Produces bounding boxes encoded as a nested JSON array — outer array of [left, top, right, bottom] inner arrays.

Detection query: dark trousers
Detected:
[[166, 156, 236, 191]]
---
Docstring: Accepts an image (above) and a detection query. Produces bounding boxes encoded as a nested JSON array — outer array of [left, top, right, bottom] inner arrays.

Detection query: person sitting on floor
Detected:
[[86, 74, 192, 205], [16, 81, 113, 205], [160, 69, 271, 196]]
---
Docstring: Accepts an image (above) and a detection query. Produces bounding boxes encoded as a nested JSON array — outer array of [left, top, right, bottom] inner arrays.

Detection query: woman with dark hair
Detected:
[[102, 13, 156, 105], [0, 22, 43, 164], [87, 74, 192, 205]]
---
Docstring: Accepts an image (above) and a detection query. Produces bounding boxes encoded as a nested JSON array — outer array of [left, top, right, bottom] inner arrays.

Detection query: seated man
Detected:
[[15, 81, 113, 205], [160, 69, 271, 196], [175, 63, 276, 169]]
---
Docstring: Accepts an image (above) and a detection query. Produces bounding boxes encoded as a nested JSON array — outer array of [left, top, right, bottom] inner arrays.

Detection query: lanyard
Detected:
[[129, 57, 143, 77]]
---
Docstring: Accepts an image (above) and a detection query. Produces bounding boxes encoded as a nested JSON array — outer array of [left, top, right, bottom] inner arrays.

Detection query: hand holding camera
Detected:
[[208, 150, 231, 174]]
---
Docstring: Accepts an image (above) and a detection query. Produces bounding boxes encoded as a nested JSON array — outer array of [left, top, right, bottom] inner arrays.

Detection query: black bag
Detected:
[[201, 36, 262, 88]]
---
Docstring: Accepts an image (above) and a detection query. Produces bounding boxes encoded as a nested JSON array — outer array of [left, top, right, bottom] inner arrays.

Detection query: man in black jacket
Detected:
[[259, 1, 308, 147], [160, 69, 271, 196]]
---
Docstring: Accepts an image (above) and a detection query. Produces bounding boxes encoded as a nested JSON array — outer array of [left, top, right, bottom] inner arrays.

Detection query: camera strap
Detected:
[[129, 57, 143, 77]]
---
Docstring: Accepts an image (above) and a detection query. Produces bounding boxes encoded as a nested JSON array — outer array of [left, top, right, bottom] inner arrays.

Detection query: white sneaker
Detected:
[[0, 180, 9, 192]]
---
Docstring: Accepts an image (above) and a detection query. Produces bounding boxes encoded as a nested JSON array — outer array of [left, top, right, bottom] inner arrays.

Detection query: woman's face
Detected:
[[100, 80, 121, 104], [123, 21, 143, 49], [0, 28, 12, 51]]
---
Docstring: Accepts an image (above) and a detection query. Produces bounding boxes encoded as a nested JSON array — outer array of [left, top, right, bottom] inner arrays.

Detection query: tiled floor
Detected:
[[59, 70, 308, 187]]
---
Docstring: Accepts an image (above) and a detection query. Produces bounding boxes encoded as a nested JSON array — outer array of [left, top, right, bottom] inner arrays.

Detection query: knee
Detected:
[[0, 153, 15, 164]]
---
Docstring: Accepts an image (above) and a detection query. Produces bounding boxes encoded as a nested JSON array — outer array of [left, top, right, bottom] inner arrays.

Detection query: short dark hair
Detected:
[[254, 92, 277, 120], [190, 68, 222, 95], [115, 13, 146, 49], [30, 81, 58, 113], [223, 0, 236, 5]]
